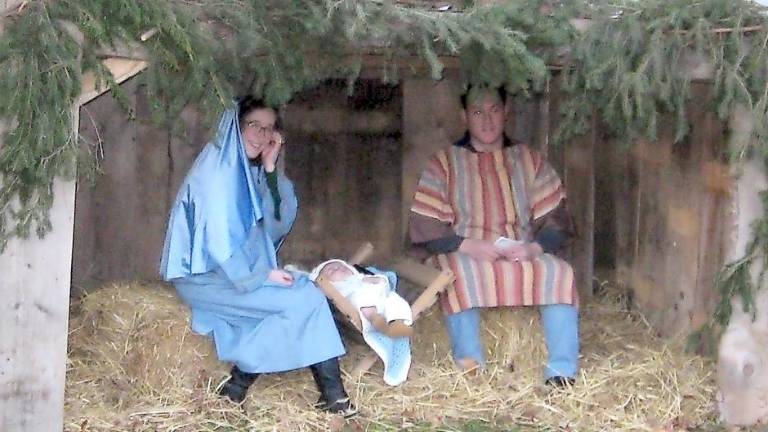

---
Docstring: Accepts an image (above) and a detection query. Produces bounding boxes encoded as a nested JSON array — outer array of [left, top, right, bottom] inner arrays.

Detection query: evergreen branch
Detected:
[[0, 0, 554, 250], [4, 0, 768, 333]]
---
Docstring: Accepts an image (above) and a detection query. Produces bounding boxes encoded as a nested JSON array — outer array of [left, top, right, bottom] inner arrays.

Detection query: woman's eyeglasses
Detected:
[[244, 120, 275, 135]]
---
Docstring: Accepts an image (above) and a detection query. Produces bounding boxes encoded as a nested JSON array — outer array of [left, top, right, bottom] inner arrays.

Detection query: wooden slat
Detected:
[[401, 78, 465, 237], [282, 107, 400, 134], [702, 160, 732, 193], [352, 352, 380, 376], [315, 276, 363, 331], [349, 242, 374, 265], [667, 204, 700, 238], [391, 258, 444, 289], [411, 268, 454, 319]]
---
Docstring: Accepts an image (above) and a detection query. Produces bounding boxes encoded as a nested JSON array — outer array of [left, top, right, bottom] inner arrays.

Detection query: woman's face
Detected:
[[240, 107, 278, 160]]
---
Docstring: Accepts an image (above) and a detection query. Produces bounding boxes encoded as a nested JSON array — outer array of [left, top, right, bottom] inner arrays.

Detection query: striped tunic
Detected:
[[411, 143, 577, 314]]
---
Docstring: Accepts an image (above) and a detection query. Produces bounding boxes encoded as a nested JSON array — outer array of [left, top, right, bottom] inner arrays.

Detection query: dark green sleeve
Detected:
[[265, 171, 281, 221]]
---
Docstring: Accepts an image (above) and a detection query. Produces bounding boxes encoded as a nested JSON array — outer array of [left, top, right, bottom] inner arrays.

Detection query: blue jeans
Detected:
[[444, 305, 579, 379]]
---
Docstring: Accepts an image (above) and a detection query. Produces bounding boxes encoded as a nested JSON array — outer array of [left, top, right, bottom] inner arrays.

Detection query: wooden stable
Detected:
[[1, 66, 599, 431], [70, 73, 598, 297], [0, 2, 749, 429]]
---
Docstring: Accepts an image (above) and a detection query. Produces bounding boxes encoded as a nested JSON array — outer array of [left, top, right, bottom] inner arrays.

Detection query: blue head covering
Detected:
[[159, 104, 277, 280]]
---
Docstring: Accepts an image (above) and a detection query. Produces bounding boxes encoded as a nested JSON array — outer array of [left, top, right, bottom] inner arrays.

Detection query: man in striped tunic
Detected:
[[409, 86, 579, 386]]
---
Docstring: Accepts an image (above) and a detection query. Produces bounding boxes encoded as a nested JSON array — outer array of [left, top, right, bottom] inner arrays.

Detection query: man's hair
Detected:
[[460, 86, 507, 109]]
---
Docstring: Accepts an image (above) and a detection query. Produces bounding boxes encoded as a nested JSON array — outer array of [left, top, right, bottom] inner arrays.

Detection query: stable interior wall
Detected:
[[71, 73, 600, 307], [71, 78, 405, 292], [73, 77, 209, 294], [601, 82, 731, 336]]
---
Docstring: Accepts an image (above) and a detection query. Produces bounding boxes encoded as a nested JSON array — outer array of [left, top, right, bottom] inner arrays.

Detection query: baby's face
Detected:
[[320, 262, 354, 282]]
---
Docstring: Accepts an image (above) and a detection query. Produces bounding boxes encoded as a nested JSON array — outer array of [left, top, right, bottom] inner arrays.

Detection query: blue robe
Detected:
[[160, 107, 344, 374], [172, 169, 345, 373]]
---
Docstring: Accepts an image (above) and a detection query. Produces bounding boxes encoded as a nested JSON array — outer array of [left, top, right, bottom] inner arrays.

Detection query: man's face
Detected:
[[462, 91, 507, 146]]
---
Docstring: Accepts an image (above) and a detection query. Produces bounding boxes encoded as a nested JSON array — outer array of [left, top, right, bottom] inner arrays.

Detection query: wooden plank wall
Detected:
[[73, 72, 730, 337], [607, 83, 730, 335], [73, 78, 210, 294], [73, 78, 405, 287], [72, 75, 596, 299], [279, 80, 404, 264], [401, 77, 466, 238], [546, 80, 597, 299]]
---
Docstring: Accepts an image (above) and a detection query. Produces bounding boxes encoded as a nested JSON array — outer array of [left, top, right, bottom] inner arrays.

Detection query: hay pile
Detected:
[[65, 281, 719, 431]]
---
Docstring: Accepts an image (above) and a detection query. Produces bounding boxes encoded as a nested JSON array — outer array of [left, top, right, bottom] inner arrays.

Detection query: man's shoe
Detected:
[[545, 376, 575, 387]]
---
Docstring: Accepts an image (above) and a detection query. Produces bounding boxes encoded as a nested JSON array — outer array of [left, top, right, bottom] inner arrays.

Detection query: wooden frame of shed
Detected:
[[1, 0, 762, 429]]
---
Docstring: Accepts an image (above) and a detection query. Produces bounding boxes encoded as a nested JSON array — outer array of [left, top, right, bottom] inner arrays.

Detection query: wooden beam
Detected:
[[78, 58, 148, 105], [1, 0, 26, 17], [283, 106, 401, 134]]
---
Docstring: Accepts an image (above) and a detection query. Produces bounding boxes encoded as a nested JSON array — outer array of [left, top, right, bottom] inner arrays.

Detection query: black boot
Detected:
[[219, 365, 259, 403], [309, 358, 358, 418]]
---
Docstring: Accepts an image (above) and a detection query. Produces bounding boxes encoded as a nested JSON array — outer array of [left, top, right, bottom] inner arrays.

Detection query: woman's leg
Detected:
[[309, 357, 358, 417], [177, 276, 345, 374], [219, 365, 259, 403], [540, 304, 579, 383], [444, 308, 485, 370]]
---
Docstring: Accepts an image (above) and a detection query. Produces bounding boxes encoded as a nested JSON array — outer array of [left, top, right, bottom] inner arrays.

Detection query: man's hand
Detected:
[[458, 239, 501, 261], [499, 242, 543, 262], [268, 269, 294, 286]]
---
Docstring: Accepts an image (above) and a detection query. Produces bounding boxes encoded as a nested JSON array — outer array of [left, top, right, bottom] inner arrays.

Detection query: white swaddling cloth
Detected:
[[310, 259, 412, 386]]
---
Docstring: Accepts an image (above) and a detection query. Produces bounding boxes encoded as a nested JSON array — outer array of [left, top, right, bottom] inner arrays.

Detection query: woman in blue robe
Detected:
[[159, 96, 355, 416]]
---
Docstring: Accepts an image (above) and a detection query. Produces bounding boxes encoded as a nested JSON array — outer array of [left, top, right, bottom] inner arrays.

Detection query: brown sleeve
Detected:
[[407, 212, 464, 259], [531, 201, 575, 257]]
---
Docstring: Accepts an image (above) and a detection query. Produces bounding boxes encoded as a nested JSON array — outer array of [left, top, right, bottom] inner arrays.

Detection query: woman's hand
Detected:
[[458, 239, 501, 262], [499, 242, 543, 262], [268, 269, 294, 286], [262, 131, 284, 173]]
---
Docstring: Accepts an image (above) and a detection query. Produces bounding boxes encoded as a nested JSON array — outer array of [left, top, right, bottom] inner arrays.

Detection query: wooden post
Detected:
[[0, 114, 77, 431], [401, 78, 464, 239], [716, 105, 768, 426], [0, 54, 147, 430]]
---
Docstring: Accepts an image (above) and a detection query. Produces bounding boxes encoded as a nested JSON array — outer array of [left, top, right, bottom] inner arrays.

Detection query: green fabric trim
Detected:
[[266, 171, 282, 221]]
